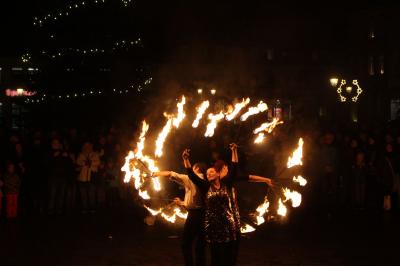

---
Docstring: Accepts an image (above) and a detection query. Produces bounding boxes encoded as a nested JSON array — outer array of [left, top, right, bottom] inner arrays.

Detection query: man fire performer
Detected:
[[151, 162, 207, 266]]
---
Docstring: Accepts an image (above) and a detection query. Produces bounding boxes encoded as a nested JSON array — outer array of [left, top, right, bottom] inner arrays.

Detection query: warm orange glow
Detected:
[[254, 197, 270, 225], [277, 199, 287, 217], [192, 100, 210, 128], [240, 101, 268, 121], [225, 98, 250, 121], [287, 138, 304, 168], [282, 188, 302, 208], [145, 206, 162, 216], [253, 118, 283, 134], [293, 175, 307, 186], [254, 133, 265, 144], [155, 96, 186, 157], [240, 223, 256, 233], [204, 112, 225, 137]]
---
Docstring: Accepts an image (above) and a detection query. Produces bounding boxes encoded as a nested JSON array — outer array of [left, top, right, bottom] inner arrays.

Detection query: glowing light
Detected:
[[241, 101, 268, 121], [210, 89, 216, 95], [293, 175, 307, 186], [253, 118, 283, 134], [240, 223, 256, 233], [330, 78, 339, 87], [277, 199, 287, 217], [145, 206, 162, 216], [287, 138, 304, 168], [172, 96, 186, 128], [204, 112, 225, 137], [254, 198, 270, 225], [282, 188, 302, 208], [155, 96, 186, 157], [254, 133, 265, 144], [138, 190, 150, 200], [192, 100, 210, 128], [225, 98, 250, 121]]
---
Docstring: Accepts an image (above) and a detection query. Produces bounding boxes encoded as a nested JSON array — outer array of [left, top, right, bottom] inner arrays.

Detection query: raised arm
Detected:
[[152, 171, 174, 178], [152, 171, 185, 186], [182, 149, 209, 191], [248, 175, 273, 187]]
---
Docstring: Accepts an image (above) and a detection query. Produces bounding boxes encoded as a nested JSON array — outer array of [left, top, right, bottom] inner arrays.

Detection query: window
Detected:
[[369, 27, 375, 39], [368, 56, 374, 76], [379, 55, 384, 74], [267, 49, 274, 61]]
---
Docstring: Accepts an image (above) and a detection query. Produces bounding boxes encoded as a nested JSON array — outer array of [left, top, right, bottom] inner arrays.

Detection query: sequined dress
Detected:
[[187, 163, 247, 243]]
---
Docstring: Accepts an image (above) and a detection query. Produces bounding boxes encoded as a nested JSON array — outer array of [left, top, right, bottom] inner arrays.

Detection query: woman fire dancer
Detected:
[[183, 144, 272, 266]]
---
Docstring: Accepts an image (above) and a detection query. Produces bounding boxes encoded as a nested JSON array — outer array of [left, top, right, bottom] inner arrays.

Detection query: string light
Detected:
[[21, 38, 142, 63], [33, 0, 133, 27], [25, 77, 152, 104]]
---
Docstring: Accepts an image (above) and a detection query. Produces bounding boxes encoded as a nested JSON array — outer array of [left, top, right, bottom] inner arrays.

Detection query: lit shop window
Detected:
[[368, 56, 375, 76], [379, 56, 385, 75]]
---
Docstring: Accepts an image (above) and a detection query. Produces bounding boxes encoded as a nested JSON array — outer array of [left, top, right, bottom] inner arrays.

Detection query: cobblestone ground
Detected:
[[0, 208, 399, 266]]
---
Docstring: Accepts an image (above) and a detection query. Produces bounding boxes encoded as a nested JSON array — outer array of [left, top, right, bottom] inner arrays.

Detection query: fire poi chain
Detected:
[[121, 95, 306, 233]]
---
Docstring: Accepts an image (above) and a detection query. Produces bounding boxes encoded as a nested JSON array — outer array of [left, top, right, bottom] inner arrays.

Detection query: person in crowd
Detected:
[[76, 142, 100, 213], [351, 151, 367, 209], [377, 143, 397, 211], [28, 135, 47, 214], [3, 161, 21, 218], [48, 139, 73, 215], [104, 159, 120, 208], [0, 175, 3, 217], [318, 132, 339, 215]]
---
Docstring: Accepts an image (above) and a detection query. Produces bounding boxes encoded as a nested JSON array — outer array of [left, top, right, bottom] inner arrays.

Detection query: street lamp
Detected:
[[197, 88, 203, 94], [210, 89, 216, 95], [330, 78, 339, 87]]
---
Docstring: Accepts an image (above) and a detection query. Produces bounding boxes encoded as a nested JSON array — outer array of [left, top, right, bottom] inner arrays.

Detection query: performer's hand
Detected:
[[265, 178, 273, 187], [229, 143, 238, 151], [182, 149, 190, 160]]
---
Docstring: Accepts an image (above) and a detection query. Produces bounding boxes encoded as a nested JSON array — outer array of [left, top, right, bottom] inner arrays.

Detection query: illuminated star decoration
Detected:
[[336, 79, 363, 102]]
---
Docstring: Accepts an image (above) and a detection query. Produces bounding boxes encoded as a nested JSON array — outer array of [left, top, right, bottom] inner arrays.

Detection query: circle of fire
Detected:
[[121, 95, 307, 233]]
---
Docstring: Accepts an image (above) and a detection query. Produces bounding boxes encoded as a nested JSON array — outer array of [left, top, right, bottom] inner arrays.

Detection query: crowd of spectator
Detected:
[[1, 119, 400, 221]]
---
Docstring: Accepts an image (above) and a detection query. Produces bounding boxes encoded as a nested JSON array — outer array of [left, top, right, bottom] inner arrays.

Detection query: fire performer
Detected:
[[183, 144, 272, 266], [151, 162, 208, 266]]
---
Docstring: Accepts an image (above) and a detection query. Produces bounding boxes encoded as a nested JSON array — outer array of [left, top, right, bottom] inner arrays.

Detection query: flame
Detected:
[[254, 133, 265, 144], [172, 96, 186, 128], [287, 138, 304, 168], [136, 121, 149, 157], [277, 199, 287, 217], [145, 206, 162, 216], [192, 100, 210, 128], [293, 175, 307, 186], [155, 96, 186, 157], [254, 197, 270, 225], [139, 190, 150, 200], [161, 212, 176, 223], [253, 118, 284, 134], [204, 111, 225, 137], [225, 98, 250, 121], [282, 188, 302, 208], [155, 116, 173, 158], [152, 177, 161, 191], [240, 101, 268, 121], [240, 223, 256, 233], [174, 207, 188, 219]]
